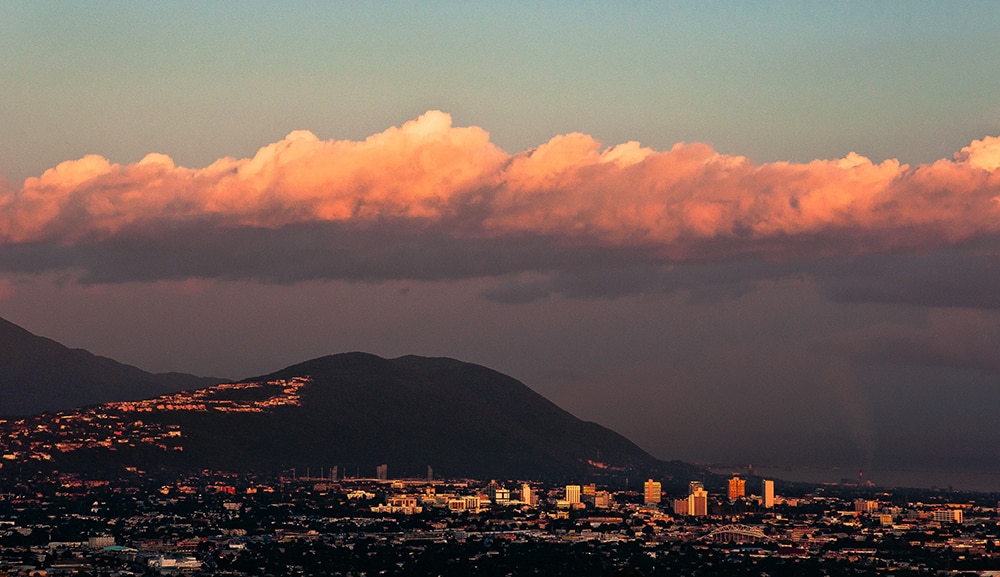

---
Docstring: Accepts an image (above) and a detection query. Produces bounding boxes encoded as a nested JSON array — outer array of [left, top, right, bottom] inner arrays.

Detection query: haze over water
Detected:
[[722, 466, 1000, 494]]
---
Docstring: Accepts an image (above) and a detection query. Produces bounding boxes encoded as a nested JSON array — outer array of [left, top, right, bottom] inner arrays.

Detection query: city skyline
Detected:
[[0, 464, 988, 575], [3, 3, 1000, 485]]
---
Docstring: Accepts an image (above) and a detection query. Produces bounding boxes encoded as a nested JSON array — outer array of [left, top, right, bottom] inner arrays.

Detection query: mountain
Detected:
[[162, 353, 673, 480], [0, 351, 702, 484], [0, 316, 224, 416]]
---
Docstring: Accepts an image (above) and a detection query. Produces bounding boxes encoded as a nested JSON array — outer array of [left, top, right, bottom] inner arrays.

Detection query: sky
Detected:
[[3, 2, 1000, 487]]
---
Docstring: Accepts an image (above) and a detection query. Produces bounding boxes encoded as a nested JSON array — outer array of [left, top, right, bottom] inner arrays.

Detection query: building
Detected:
[[372, 496, 423, 514], [88, 536, 115, 548], [447, 495, 483, 513], [688, 488, 708, 516], [486, 480, 501, 504], [728, 476, 746, 501], [493, 486, 511, 506], [565, 485, 581, 504], [854, 499, 878, 514], [643, 479, 662, 504], [376, 464, 388, 481], [761, 479, 775, 508], [682, 480, 708, 516], [520, 483, 534, 506], [149, 556, 201, 570], [933, 509, 964, 523]]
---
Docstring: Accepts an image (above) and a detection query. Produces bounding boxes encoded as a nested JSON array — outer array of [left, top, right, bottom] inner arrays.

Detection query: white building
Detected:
[[149, 555, 201, 571], [933, 509, 963, 523], [493, 487, 511, 505], [447, 495, 483, 513]]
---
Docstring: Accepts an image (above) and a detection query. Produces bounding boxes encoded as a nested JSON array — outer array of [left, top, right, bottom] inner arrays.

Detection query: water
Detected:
[[709, 465, 1000, 493]]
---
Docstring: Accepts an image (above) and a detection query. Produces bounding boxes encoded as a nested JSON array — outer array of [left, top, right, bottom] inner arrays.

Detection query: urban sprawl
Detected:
[[0, 467, 998, 576], [2, 379, 1000, 576]]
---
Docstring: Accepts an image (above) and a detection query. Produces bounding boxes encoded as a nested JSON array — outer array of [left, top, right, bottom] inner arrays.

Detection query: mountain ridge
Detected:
[[0, 316, 224, 416], [153, 352, 670, 481], [0, 317, 704, 484]]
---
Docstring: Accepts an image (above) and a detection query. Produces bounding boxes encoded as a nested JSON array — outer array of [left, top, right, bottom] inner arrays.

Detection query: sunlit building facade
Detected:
[[688, 488, 708, 516], [643, 479, 662, 504], [762, 479, 775, 508], [728, 476, 746, 500]]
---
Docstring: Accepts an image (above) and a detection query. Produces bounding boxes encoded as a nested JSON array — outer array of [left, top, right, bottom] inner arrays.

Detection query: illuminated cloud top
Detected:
[[2, 112, 999, 298]]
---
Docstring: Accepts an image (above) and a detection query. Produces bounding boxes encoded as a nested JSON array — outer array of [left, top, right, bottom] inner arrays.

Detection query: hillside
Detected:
[[0, 351, 702, 484], [165, 353, 666, 480], [0, 316, 224, 415]]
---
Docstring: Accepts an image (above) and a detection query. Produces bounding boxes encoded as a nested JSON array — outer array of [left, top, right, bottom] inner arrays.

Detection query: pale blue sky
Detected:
[[3, 2, 999, 184]]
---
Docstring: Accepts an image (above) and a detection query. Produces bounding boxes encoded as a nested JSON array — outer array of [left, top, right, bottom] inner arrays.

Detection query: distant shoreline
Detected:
[[707, 465, 1000, 493]]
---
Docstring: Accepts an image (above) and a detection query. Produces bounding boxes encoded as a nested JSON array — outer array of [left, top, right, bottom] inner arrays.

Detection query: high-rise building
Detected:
[[689, 480, 704, 494], [728, 476, 746, 501], [520, 483, 534, 506], [565, 485, 581, 504], [427, 466, 433, 481], [486, 481, 511, 506], [688, 488, 708, 516], [643, 479, 662, 504], [761, 479, 775, 508], [376, 464, 388, 481]]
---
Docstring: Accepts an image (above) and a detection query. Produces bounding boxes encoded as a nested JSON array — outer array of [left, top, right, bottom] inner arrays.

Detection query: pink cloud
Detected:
[[2, 110, 1000, 261]]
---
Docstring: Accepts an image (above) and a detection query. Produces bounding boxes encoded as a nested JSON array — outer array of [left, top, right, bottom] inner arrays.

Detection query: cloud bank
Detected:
[[3, 110, 1000, 305]]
